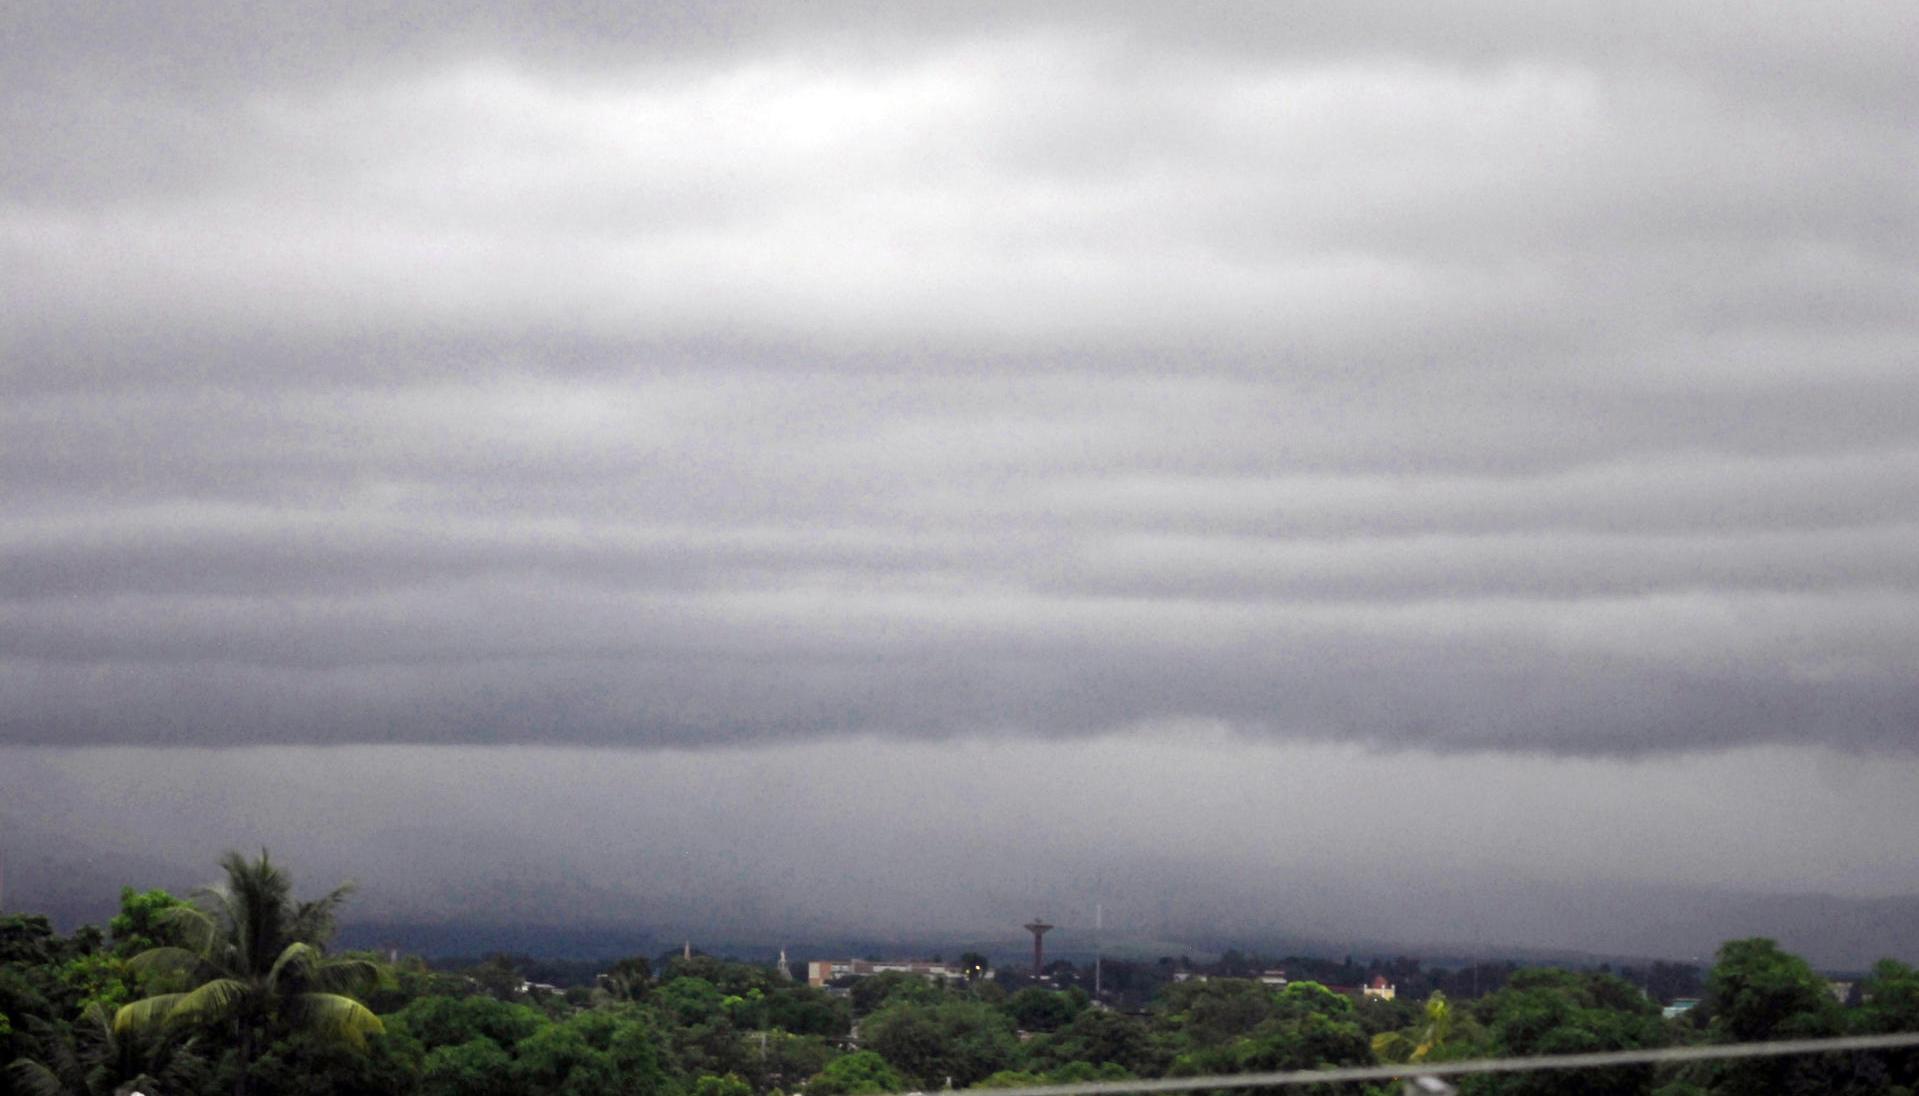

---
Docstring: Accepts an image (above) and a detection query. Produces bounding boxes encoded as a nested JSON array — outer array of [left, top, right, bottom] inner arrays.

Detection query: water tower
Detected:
[[1023, 917, 1054, 978]]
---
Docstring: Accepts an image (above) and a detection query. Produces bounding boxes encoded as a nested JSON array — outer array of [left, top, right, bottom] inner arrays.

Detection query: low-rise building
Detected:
[[807, 958, 968, 988], [1662, 997, 1701, 1019], [1172, 970, 1289, 986]]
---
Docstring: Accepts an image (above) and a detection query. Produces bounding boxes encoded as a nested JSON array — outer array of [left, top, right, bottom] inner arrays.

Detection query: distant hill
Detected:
[[1143, 884, 1919, 973], [334, 921, 661, 960], [8, 814, 1914, 971]]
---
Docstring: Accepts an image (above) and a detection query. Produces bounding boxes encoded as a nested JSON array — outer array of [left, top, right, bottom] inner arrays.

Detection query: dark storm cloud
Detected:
[[4, 3, 1917, 754]]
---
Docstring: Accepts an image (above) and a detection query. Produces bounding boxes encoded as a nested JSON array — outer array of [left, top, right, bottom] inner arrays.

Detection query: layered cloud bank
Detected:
[[5, 4, 1917, 754]]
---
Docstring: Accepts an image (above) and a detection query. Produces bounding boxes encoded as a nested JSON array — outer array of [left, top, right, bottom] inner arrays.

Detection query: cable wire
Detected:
[[936, 1031, 1919, 1095]]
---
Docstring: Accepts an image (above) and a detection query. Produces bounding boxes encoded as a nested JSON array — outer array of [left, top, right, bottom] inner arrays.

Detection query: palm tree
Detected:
[[112, 851, 384, 1096], [1372, 991, 1456, 1064], [7, 1002, 206, 1096]]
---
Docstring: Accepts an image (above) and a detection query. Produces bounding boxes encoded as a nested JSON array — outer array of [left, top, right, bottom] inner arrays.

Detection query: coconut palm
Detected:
[[1372, 991, 1456, 1064], [112, 851, 384, 1096], [7, 1002, 206, 1096]]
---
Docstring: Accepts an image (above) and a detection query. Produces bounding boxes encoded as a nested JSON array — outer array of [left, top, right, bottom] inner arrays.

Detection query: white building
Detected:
[[806, 958, 968, 988]]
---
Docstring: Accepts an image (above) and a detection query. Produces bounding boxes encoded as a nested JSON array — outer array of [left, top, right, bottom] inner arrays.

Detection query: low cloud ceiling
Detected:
[[5, 3, 1917, 755]]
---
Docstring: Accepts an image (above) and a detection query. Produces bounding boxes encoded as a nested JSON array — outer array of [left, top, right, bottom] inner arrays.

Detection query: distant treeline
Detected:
[[4, 854, 1917, 1096]]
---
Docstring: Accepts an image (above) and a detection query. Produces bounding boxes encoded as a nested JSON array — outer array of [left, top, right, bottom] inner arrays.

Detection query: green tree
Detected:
[[1004, 987, 1085, 1033], [1705, 939, 1838, 1044], [246, 1025, 420, 1096], [0, 916, 61, 969], [107, 890, 189, 960], [1702, 939, 1858, 1096], [1273, 981, 1356, 1022], [754, 1029, 837, 1091], [691, 1073, 752, 1096], [1462, 969, 1665, 1096], [1027, 1007, 1167, 1076], [420, 1037, 514, 1096], [391, 994, 544, 1052], [1154, 977, 1279, 1048], [1230, 1012, 1371, 1072], [806, 1050, 907, 1096], [508, 1021, 619, 1096], [52, 954, 138, 1019], [1165, 981, 1373, 1082], [862, 999, 1020, 1089], [849, 972, 944, 1015], [599, 956, 653, 1002], [1043, 1060, 1134, 1084], [111, 851, 385, 1096], [658, 977, 727, 1027], [504, 1009, 670, 1096], [664, 1015, 753, 1083], [762, 984, 849, 1037], [1857, 959, 1919, 1083]]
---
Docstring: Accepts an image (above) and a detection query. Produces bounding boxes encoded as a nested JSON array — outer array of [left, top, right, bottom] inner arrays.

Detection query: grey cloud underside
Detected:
[[4, 4, 1917, 753], [6, 3, 1914, 109], [6, 573, 1918, 750]]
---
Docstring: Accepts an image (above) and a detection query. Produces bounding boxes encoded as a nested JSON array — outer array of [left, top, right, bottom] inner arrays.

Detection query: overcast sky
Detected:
[[4, 3, 1918, 959]]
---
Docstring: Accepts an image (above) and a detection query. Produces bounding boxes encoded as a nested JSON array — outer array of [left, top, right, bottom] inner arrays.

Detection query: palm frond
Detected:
[[21, 1016, 84, 1083], [288, 993, 385, 1050], [198, 883, 247, 973], [152, 903, 218, 954], [291, 882, 355, 946], [51, 1036, 85, 1083], [5, 1058, 72, 1096], [15, 1022, 82, 1096], [114, 994, 188, 1037], [76, 1002, 115, 1043], [153, 1036, 213, 1094], [127, 946, 206, 981], [120, 851, 383, 1073], [166, 978, 250, 1028], [312, 956, 384, 996], [223, 848, 298, 974], [1371, 1030, 1411, 1063], [267, 941, 318, 989]]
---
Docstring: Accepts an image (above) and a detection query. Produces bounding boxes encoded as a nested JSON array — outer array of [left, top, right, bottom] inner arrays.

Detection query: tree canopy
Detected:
[[5, 863, 1916, 1096]]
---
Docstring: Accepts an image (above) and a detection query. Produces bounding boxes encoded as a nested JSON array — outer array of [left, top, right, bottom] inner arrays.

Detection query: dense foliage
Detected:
[[4, 855, 1917, 1096]]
